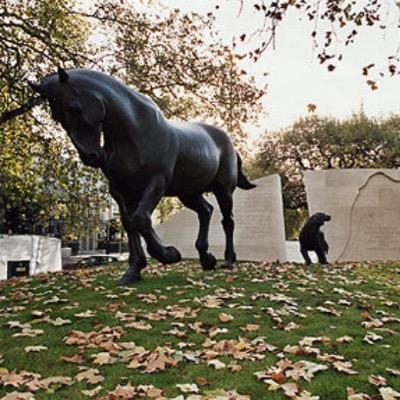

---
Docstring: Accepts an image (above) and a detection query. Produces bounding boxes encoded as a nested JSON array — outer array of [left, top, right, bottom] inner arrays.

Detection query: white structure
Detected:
[[0, 235, 62, 280]]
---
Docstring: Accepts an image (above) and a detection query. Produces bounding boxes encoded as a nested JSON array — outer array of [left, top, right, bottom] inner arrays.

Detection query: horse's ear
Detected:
[[80, 91, 105, 126], [58, 66, 69, 83]]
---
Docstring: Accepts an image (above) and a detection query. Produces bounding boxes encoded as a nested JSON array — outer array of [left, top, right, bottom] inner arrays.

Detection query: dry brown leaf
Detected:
[[81, 385, 102, 397], [45, 317, 71, 326], [386, 368, 400, 377], [91, 352, 118, 365], [227, 362, 243, 373], [204, 296, 223, 308], [144, 348, 177, 373], [294, 391, 320, 400], [39, 376, 72, 390], [12, 329, 43, 338], [281, 382, 299, 397], [347, 386, 372, 400], [0, 392, 35, 400], [336, 336, 354, 344], [270, 371, 286, 384], [75, 368, 104, 385], [74, 309, 96, 318], [125, 321, 152, 331], [195, 376, 208, 386], [0, 371, 35, 388], [380, 387, 400, 400], [368, 374, 387, 387], [24, 346, 47, 353], [219, 313, 234, 323], [207, 359, 226, 370], [333, 361, 358, 375], [176, 383, 199, 393], [144, 386, 163, 398], [107, 383, 137, 398], [62, 354, 85, 364], [240, 324, 259, 332]]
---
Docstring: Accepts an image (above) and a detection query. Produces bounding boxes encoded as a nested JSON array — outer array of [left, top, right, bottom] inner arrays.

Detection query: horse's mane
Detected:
[[43, 69, 164, 117]]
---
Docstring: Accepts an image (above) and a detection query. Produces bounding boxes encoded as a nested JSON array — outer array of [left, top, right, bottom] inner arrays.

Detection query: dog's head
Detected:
[[310, 212, 331, 226]]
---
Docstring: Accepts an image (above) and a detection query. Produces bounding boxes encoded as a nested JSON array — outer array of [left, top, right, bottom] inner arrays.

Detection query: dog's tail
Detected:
[[236, 153, 257, 190]]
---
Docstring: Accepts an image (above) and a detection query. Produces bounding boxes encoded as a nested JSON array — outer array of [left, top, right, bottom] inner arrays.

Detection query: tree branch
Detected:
[[0, 96, 43, 126]]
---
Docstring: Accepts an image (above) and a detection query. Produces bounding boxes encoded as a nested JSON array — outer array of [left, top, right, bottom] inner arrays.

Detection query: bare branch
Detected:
[[0, 96, 43, 126]]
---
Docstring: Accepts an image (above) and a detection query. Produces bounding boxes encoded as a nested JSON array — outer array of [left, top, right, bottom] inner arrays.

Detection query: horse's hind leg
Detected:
[[214, 188, 236, 269], [179, 194, 217, 271]]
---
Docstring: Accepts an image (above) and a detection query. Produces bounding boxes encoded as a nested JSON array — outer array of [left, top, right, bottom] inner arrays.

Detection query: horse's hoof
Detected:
[[118, 272, 141, 285], [147, 245, 181, 264], [200, 253, 217, 271], [221, 260, 235, 270], [164, 246, 182, 264]]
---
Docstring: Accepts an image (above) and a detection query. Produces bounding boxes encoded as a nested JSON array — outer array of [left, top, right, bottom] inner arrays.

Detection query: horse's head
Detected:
[[30, 67, 106, 168]]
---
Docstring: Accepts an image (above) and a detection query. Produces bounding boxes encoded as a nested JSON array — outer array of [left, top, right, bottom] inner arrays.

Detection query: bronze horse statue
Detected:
[[30, 68, 256, 284]]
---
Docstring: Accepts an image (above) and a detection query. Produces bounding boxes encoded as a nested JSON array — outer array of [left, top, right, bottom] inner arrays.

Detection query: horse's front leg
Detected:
[[128, 175, 182, 265], [109, 191, 147, 285], [119, 229, 147, 285]]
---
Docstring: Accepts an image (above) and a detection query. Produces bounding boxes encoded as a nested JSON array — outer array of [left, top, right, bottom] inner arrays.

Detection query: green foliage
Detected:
[[0, 114, 108, 236], [284, 208, 308, 241], [155, 198, 182, 224], [100, 7, 265, 151]]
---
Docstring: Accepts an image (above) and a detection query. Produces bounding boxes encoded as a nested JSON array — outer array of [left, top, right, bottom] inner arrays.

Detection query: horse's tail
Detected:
[[236, 153, 257, 190]]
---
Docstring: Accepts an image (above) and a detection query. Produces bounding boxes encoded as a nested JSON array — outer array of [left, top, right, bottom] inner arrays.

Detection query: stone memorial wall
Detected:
[[305, 169, 400, 262], [156, 175, 287, 262]]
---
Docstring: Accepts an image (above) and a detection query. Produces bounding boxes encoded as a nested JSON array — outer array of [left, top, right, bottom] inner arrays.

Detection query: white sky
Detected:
[[161, 0, 400, 138]]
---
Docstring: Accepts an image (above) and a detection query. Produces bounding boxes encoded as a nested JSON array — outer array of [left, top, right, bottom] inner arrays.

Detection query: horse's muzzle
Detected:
[[80, 152, 103, 168]]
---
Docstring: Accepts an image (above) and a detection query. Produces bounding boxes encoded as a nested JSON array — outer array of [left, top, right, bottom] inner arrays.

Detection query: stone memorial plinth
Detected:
[[156, 175, 287, 262], [305, 169, 400, 262]]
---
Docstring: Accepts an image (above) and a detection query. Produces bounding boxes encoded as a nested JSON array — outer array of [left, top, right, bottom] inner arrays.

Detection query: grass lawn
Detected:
[[0, 260, 399, 399]]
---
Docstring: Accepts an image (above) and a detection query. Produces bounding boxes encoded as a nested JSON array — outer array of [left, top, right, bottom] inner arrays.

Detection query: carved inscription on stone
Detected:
[[305, 169, 400, 262], [156, 175, 287, 262]]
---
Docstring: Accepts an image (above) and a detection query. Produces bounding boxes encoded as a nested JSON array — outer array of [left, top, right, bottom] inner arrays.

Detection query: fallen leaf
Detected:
[[195, 377, 208, 386], [176, 383, 199, 393], [75, 368, 104, 385], [368, 374, 387, 387], [62, 354, 85, 364], [39, 376, 72, 390], [347, 387, 371, 400], [0, 392, 35, 400], [125, 321, 152, 331], [24, 346, 47, 353], [74, 309, 96, 318], [207, 359, 226, 370], [386, 368, 400, 377], [380, 387, 400, 400], [82, 386, 102, 397], [219, 313, 234, 323], [240, 324, 259, 332], [294, 391, 320, 400], [333, 361, 358, 375]]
